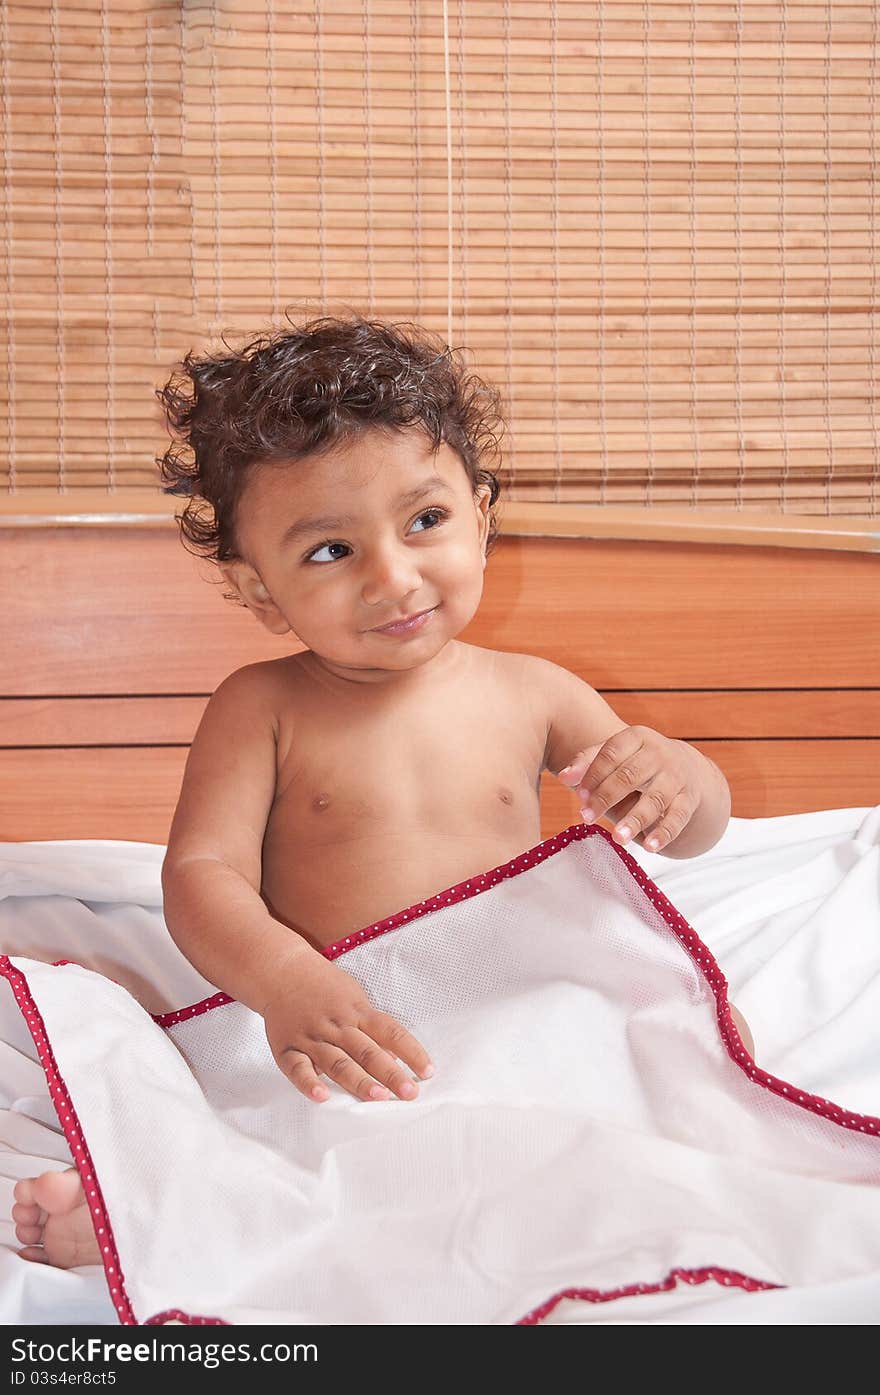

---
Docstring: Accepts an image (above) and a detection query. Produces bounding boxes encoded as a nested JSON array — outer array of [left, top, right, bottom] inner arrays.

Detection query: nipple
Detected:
[[312, 792, 331, 812]]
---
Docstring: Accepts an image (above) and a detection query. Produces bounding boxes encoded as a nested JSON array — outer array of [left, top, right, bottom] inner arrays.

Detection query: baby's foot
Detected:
[[12, 1168, 102, 1268]]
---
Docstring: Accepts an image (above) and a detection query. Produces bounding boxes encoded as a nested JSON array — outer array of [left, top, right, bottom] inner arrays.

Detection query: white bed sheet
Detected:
[[0, 804, 878, 1326]]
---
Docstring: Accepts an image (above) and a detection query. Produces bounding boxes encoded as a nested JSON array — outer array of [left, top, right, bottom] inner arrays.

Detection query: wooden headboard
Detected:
[[2, 524, 878, 843]]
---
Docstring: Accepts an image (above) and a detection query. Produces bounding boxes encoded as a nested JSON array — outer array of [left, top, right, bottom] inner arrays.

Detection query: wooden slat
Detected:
[[3, 527, 879, 695], [610, 690, 880, 740], [499, 503, 880, 554], [1, 741, 875, 845], [1, 525, 298, 696], [0, 748, 189, 844], [690, 740, 880, 822], [2, 689, 878, 747], [481, 537, 880, 691], [0, 697, 207, 746], [1, 494, 878, 552]]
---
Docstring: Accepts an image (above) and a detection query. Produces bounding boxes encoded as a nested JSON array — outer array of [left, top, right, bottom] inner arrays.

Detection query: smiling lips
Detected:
[[372, 606, 436, 636]]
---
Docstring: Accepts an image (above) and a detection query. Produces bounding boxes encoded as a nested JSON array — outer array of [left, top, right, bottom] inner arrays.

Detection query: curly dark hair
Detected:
[[156, 312, 505, 587]]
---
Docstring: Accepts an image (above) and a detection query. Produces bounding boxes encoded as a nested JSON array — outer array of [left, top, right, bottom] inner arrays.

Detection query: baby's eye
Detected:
[[304, 508, 448, 564], [410, 507, 448, 532], [305, 540, 351, 565]]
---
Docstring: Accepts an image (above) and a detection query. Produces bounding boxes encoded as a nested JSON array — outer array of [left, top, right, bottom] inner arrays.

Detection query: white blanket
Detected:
[[1, 810, 879, 1325]]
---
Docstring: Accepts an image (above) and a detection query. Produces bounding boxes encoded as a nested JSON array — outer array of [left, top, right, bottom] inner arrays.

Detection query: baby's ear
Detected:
[[218, 561, 291, 636], [475, 483, 492, 563]]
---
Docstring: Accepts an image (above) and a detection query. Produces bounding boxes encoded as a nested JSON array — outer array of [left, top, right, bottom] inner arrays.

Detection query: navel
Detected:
[[497, 787, 514, 806]]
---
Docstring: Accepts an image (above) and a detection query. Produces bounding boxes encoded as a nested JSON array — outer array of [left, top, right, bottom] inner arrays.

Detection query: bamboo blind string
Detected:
[[181, 12, 199, 326], [734, 0, 744, 511], [410, 0, 422, 321], [210, 5, 222, 328], [642, 0, 655, 508], [145, 15, 160, 362], [823, 0, 834, 518], [550, 0, 562, 505], [315, 0, 327, 309], [598, 0, 609, 508], [100, 0, 115, 491], [871, 0, 879, 516], [457, 0, 468, 353], [779, 0, 789, 512], [50, 0, 65, 492], [441, 0, 453, 351], [363, 0, 375, 315], [267, 0, 279, 318], [2, 1, 15, 491], [503, 0, 516, 488], [688, 0, 700, 510], [144, 14, 156, 262]]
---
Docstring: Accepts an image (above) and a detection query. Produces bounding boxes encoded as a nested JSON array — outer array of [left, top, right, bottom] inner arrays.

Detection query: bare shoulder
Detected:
[[490, 649, 558, 682], [479, 647, 570, 697], [210, 654, 302, 722], [164, 657, 301, 880], [462, 644, 549, 684], [487, 650, 628, 776]]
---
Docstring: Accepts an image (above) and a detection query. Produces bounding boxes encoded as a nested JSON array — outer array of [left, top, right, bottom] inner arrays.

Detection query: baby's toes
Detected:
[[13, 1177, 39, 1209], [18, 1246, 50, 1265], [12, 1180, 48, 1246], [12, 1198, 42, 1225], [14, 1220, 45, 1246], [12, 1194, 47, 1244]]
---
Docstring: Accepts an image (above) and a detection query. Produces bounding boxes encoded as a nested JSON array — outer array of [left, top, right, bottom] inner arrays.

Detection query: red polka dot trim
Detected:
[[144, 1309, 227, 1326], [0, 955, 136, 1325], [152, 821, 880, 1139], [315, 822, 880, 1137], [606, 828, 880, 1138], [516, 1264, 781, 1324], [154, 991, 233, 1030], [4, 820, 879, 1327]]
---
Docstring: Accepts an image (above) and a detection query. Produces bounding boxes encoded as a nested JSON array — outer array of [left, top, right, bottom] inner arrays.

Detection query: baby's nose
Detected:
[[361, 552, 423, 604]]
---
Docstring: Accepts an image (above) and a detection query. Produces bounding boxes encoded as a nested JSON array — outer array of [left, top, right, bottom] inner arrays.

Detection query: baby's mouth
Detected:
[[370, 606, 437, 636]]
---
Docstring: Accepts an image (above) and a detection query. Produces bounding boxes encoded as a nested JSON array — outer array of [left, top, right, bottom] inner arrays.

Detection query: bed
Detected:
[[1, 518, 878, 1324]]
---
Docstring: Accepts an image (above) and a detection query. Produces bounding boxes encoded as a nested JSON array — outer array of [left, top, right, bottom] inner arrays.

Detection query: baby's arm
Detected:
[[533, 656, 730, 858], [162, 666, 432, 1102], [529, 656, 754, 1054]]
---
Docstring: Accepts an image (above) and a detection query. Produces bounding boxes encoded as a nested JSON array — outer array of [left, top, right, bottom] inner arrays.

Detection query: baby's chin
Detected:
[[310, 628, 469, 681], [296, 644, 436, 682]]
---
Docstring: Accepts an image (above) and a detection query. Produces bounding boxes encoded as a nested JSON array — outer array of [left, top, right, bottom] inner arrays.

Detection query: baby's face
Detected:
[[224, 426, 492, 682]]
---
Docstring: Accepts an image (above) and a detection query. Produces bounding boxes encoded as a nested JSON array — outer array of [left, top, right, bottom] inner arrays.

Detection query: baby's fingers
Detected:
[[317, 1043, 402, 1103], [276, 1048, 331, 1103], [366, 1011, 435, 1087], [278, 1043, 394, 1104], [343, 1027, 427, 1100]]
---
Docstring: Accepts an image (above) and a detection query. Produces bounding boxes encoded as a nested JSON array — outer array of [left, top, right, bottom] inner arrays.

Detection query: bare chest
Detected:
[[256, 650, 548, 943], [266, 676, 545, 846]]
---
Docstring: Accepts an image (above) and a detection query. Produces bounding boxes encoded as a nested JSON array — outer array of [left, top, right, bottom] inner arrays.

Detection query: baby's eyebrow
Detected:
[[278, 475, 455, 547]]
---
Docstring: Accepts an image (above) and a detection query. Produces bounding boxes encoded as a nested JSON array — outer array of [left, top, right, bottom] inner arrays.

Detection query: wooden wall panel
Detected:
[[3, 690, 877, 748], [0, 697, 206, 746], [0, 748, 189, 844], [2, 526, 295, 697], [1, 525, 877, 843], [4, 526, 879, 694], [2, 743, 876, 846]]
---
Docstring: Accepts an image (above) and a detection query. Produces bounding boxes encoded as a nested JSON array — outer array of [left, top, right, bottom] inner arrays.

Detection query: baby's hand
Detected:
[[262, 953, 433, 1104], [558, 725, 704, 852]]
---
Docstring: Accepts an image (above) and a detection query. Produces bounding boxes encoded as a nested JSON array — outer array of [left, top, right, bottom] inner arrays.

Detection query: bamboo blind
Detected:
[[1, 0, 879, 516]]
